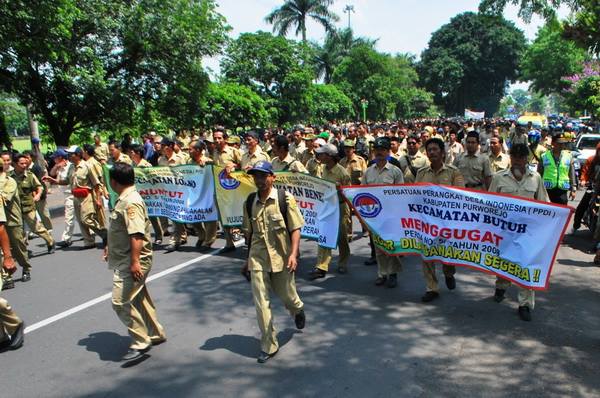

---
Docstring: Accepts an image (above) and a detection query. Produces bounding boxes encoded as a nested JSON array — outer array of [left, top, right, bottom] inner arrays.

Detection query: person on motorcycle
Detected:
[[574, 142, 600, 231], [527, 129, 547, 169]]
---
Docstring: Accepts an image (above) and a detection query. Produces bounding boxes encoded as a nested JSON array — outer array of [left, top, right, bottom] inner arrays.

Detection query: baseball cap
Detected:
[[315, 143, 338, 156], [303, 134, 316, 141], [247, 160, 274, 175], [343, 139, 355, 147], [65, 145, 82, 154], [373, 137, 391, 149], [52, 148, 69, 158], [314, 138, 327, 147]]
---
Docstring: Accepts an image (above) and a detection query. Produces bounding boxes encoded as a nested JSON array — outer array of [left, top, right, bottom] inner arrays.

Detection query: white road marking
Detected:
[[24, 242, 244, 334]]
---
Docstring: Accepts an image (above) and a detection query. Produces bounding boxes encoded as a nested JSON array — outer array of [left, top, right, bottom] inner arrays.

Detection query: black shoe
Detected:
[[374, 276, 387, 286], [180, 239, 187, 245], [165, 244, 179, 253], [47, 242, 56, 254], [21, 272, 31, 282], [364, 258, 377, 266], [386, 273, 398, 288], [573, 220, 581, 231], [220, 246, 236, 254], [0, 338, 10, 351], [9, 322, 24, 350], [198, 245, 213, 253], [122, 346, 150, 361], [257, 349, 278, 364], [57, 240, 72, 248], [309, 268, 326, 280], [421, 291, 440, 302], [493, 288, 506, 303], [518, 306, 532, 321], [1, 278, 15, 290], [294, 310, 305, 330], [445, 276, 456, 290], [232, 231, 242, 242]]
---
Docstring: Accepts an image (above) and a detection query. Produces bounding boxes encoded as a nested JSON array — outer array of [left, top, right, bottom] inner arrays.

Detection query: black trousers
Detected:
[[547, 188, 568, 205], [574, 191, 592, 225]]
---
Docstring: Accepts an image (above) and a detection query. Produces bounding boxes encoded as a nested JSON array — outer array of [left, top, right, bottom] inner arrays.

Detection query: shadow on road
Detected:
[[199, 329, 300, 359], [78, 331, 131, 362]]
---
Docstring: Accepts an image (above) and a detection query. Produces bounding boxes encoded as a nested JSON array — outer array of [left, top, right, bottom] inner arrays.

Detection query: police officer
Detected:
[[489, 144, 549, 321], [0, 194, 25, 350], [104, 162, 166, 361], [12, 153, 55, 253], [454, 131, 492, 190], [309, 144, 351, 278], [242, 160, 305, 363], [361, 138, 404, 288], [538, 132, 576, 205], [416, 138, 465, 302]]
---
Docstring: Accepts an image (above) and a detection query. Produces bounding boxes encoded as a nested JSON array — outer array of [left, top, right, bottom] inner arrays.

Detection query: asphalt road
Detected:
[[1, 193, 599, 398]]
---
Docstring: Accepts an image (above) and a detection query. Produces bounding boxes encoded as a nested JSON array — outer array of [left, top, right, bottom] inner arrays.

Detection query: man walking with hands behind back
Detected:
[[242, 160, 306, 364], [104, 163, 166, 361]]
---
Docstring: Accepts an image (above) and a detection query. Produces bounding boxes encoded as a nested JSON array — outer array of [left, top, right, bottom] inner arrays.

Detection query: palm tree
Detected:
[[265, 0, 339, 43]]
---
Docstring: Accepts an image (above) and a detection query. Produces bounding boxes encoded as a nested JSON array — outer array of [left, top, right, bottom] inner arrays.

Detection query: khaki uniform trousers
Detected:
[[422, 261, 456, 292], [495, 277, 535, 308], [74, 195, 106, 245], [112, 266, 165, 350], [0, 278, 22, 341], [6, 226, 30, 272], [375, 247, 403, 277], [251, 269, 303, 355], [150, 216, 163, 241], [61, 194, 75, 243], [92, 191, 107, 230], [192, 221, 217, 247], [22, 209, 54, 246], [36, 198, 53, 231], [316, 203, 350, 272]]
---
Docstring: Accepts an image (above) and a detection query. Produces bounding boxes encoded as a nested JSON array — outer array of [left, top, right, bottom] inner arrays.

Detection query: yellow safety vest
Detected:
[[541, 151, 571, 190]]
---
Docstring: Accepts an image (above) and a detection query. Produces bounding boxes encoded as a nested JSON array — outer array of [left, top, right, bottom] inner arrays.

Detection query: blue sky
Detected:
[[206, 0, 570, 88]]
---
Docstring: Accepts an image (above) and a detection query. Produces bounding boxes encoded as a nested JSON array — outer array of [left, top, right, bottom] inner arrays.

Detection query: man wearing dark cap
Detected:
[[538, 132, 577, 205], [488, 143, 549, 321], [416, 138, 465, 302], [242, 160, 306, 363], [361, 137, 404, 288]]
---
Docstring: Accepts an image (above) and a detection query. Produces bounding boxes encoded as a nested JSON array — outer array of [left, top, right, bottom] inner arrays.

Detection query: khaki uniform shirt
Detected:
[[212, 145, 242, 168], [399, 151, 430, 183], [415, 164, 465, 187], [94, 143, 109, 162], [322, 163, 351, 203], [110, 152, 133, 166], [186, 155, 213, 166], [445, 141, 464, 165], [527, 144, 547, 165], [0, 175, 7, 223], [86, 157, 105, 185], [12, 170, 42, 213], [68, 161, 100, 191], [174, 150, 190, 164], [489, 152, 511, 174], [241, 147, 270, 170], [1, 174, 21, 227], [158, 153, 185, 167], [300, 149, 315, 166], [136, 159, 153, 168], [243, 189, 304, 273], [489, 169, 549, 202], [108, 186, 153, 271], [362, 162, 404, 185], [453, 152, 492, 188], [289, 141, 306, 161], [306, 158, 323, 178], [272, 154, 308, 173], [339, 154, 367, 185]]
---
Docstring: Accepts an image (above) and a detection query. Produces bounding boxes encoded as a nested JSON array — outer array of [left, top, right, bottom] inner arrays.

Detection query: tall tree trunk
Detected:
[[0, 107, 11, 150]]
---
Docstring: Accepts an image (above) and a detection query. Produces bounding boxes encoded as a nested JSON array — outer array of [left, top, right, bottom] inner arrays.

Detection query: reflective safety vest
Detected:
[[541, 150, 571, 190]]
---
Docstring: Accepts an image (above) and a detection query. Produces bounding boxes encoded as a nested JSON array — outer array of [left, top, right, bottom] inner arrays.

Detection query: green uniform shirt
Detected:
[[12, 170, 41, 213], [108, 186, 153, 271]]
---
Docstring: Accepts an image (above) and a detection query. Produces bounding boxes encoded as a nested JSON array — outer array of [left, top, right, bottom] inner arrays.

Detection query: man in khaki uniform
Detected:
[[242, 160, 305, 363], [188, 140, 218, 252], [416, 138, 465, 302], [104, 162, 165, 361], [454, 131, 492, 190], [93, 134, 109, 163], [489, 136, 511, 173], [12, 154, 55, 253], [289, 126, 306, 161], [0, 195, 25, 350], [271, 135, 308, 173], [339, 139, 367, 240], [489, 143, 549, 321], [306, 138, 326, 178], [361, 138, 404, 288], [300, 134, 317, 166], [309, 144, 351, 278], [445, 130, 464, 165], [241, 131, 270, 170], [1, 167, 31, 286], [399, 134, 430, 183], [108, 142, 133, 166], [83, 144, 108, 230]]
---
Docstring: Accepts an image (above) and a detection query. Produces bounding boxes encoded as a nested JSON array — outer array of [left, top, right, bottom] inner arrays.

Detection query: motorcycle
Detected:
[[582, 184, 600, 235]]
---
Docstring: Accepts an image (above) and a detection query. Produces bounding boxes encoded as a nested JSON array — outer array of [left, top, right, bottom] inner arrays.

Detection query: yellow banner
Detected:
[[213, 166, 256, 227]]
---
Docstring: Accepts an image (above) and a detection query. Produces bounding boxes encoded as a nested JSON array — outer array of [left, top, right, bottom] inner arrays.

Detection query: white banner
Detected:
[[465, 109, 485, 120], [135, 165, 218, 223], [342, 183, 572, 290]]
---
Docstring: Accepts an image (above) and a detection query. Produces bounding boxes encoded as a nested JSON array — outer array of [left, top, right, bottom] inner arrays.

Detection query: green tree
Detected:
[[305, 84, 354, 123], [511, 89, 530, 112], [479, 0, 599, 55], [521, 19, 587, 95], [200, 82, 271, 128], [265, 0, 339, 43], [221, 31, 315, 124], [0, 0, 229, 145], [418, 12, 526, 116]]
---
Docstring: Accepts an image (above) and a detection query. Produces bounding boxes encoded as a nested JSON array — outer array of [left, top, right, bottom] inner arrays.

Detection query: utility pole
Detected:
[[343, 5, 354, 30]]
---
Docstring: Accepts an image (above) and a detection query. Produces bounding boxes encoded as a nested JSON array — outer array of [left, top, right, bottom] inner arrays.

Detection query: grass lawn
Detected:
[[11, 138, 56, 154]]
